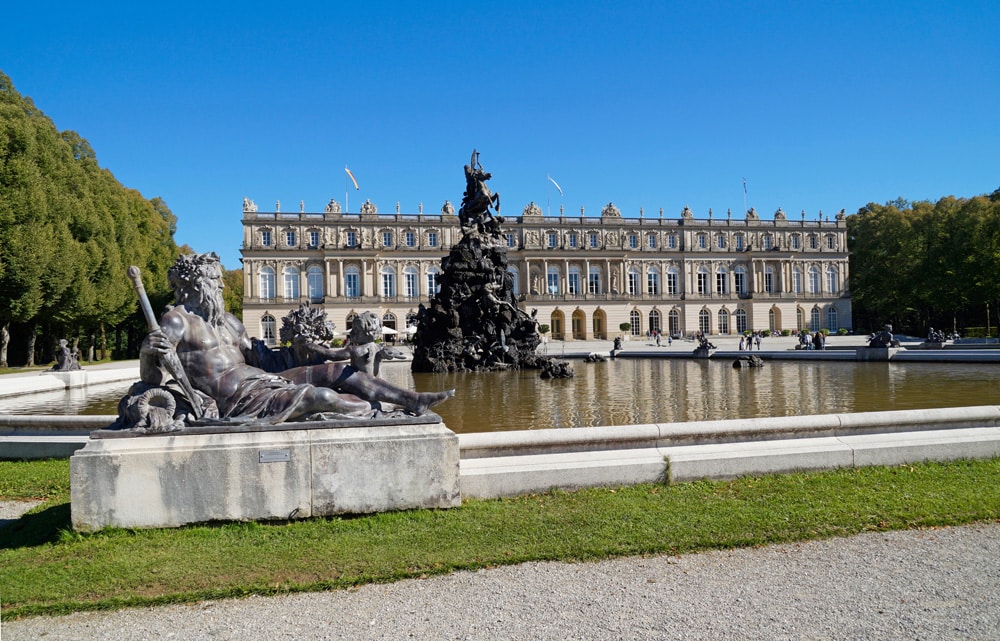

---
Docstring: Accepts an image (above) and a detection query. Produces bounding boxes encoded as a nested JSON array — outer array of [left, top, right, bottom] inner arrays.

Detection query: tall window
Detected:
[[811, 307, 821, 331], [507, 267, 519, 295], [666, 268, 679, 296], [382, 231, 393, 247], [716, 234, 726, 249], [826, 235, 836, 250], [797, 308, 805, 329], [792, 268, 803, 294], [403, 266, 418, 298], [589, 232, 600, 248], [345, 267, 360, 298], [404, 231, 416, 247], [426, 268, 440, 295], [568, 232, 578, 248], [735, 234, 744, 251], [698, 234, 707, 249], [630, 309, 641, 335], [809, 267, 820, 294], [308, 231, 320, 248], [790, 234, 800, 249], [547, 267, 560, 295], [646, 268, 660, 295], [647, 234, 657, 249], [307, 266, 323, 301], [259, 266, 275, 300], [718, 309, 730, 334], [588, 267, 601, 294], [699, 309, 711, 334], [381, 267, 396, 297], [734, 266, 747, 295], [735, 309, 748, 334], [809, 235, 818, 249], [285, 231, 296, 246], [648, 310, 661, 334], [668, 310, 680, 336], [762, 234, 772, 250], [261, 230, 272, 247], [506, 233, 516, 248], [715, 267, 728, 295], [827, 307, 839, 331], [667, 234, 677, 249], [628, 268, 640, 296], [568, 267, 581, 295], [697, 267, 709, 295], [261, 314, 277, 346], [826, 267, 838, 294], [427, 231, 438, 247], [547, 232, 558, 248], [283, 267, 299, 300], [764, 267, 775, 294], [346, 231, 357, 247], [628, 234, 639, 249]]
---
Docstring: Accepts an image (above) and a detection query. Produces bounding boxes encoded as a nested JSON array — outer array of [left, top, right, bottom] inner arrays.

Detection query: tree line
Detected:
[[848, 189, 1000, 337]]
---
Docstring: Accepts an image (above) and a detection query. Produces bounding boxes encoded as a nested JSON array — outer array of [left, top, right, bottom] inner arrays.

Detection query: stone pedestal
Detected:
[[70, 420, 460, 531], [856, 347, 900, 361]]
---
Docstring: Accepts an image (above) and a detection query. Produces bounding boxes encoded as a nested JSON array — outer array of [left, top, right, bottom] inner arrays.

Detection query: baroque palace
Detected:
[[240, 198, 852, 345]]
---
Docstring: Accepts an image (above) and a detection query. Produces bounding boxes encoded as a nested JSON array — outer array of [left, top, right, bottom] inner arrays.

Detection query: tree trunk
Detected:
[[99, 322, 108, 361], [0, 321, 9, 368], [26, 323, 37, 367]]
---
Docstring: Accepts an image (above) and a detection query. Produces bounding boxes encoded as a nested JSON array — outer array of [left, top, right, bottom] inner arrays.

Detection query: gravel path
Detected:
[[5, 522, 999, 640]]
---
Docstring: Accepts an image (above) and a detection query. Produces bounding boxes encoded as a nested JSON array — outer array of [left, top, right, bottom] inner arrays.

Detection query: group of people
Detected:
[[647, 329, 673, 347], [797, 330, 827, 350], [738, 332, 765, 351]]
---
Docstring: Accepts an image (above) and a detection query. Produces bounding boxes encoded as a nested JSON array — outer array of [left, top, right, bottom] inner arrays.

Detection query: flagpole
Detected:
[[742, 177, 748, 215], [346, 169, 350, 214], [547, 174, 551, 217]]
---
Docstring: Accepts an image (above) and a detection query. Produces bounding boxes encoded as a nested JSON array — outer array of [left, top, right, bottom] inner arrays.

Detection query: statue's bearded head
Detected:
[[168, 252, 226, 325]]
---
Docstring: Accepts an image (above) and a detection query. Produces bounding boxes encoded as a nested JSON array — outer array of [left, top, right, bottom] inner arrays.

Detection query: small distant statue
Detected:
[[867, 324, 900, 348], [611, 336, 623, 359], [324, 198, 341, 214], [50, 339, 81, 371]]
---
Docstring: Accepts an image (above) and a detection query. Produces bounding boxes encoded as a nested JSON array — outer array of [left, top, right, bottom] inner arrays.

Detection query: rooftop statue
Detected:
[[114, 253, 452, 433]]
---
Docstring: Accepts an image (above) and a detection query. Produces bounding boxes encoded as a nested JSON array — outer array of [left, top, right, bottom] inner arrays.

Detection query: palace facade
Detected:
[[240, 198, 852, 345]]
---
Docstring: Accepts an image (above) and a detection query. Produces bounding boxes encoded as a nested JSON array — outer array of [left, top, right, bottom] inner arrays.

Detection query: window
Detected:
[[646, 268, 660, 295], [826, 235, 836, 250], [628, 269, 640, 296], [630, 309, 641, 335], [381, 267, 396, 297], [427, 231, 438, 247], [307, 266, 323, 301], [507, 267, 519, 295], [735, 309, 748, 334], [699, 309, 711, 334], [629, 234, 639, 249], [809, 235, 818, 250], [826, 267, 838, 294], [345, 267, 360, 298], [403, 266, 418, 298], [568, 232, 578, 248], [827, 307, 839, 331], [382, 231, 393, 247], [285, 231, 296, 246], [715, 267, 728, 294], [283, 267, 299, 300], [734, 267, 747, 295], [547, 268, 560, 295], [261, 230, 272, 247], [698, 234, 707, 249], [811, 307, 821, 331], [668, 310, 680, 336], [426, 268, 440, 295], [259, 266, 275, 300], [568, 267, 581, 295], [697, 267, 709, 295], [346, 231, 357, 247], [790, 234, 800, 249], [716, 234, 726, 249], [647, 234, 657, 249], [764, 267, 775, 294], [506, 233, 516, 248], [308, 231, 319, 248], [261, 314, 277, 346], [797, 308, 805, 329], [589, 232, 600, 248], [547, 232, 558, 248], [649, 310, 661, 334], [718, 309, 730, 334], [666, 268, 679, 296], [792, 269, 803, 294], [809, 267, 820, 294], [735, 234, 744, 251], [405, 231, 415, 247], [667, 234, 677, 249], [762, 234, 772, 250], [588, 267, 601, 294]]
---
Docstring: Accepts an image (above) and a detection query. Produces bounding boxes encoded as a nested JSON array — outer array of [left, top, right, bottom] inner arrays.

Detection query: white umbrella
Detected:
[[380, 327, 398, 335], [403, 326, 418, 335]]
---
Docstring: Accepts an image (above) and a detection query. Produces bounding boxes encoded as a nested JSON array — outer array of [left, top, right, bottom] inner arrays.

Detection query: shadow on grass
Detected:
[[0, 502, 71, 550]]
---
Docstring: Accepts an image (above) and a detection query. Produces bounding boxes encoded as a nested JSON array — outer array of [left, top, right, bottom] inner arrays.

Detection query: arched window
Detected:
[[718, 309, 730, 334], [630, 309, 641, 335], [715, 266, 728, 295], [381, 266, 396, 298], [648, 309, 662, 334], [827, 306, 839, 331], [427, 267, 441, 295], [307, 266, 324, 302], [403, 266, 419, 298], [797, 307, 805, 329], [809, 266, 820, 294], [646, 267, 660, 295], [735, 309, 748, 333], [699, 309, 711, 334], [283, 266, 299, 301], [668, 309, 680, 337], [259, 266, 275, 301], [769, 308, 777, 332], [826, 266, 838, 294], [345, 266, 360, 298], [261, 314, 277, 346], [811, 307, 821, 330]]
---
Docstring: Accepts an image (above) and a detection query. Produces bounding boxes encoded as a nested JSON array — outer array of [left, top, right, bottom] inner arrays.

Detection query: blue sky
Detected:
[[4, 1, 997, 270]]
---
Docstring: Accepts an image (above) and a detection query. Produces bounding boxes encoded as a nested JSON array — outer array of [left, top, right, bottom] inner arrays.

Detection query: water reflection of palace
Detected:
[[240, 199, 851, 345]]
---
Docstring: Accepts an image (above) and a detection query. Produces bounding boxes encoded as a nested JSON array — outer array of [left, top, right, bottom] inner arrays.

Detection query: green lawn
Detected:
[[2, 457, 998, 620]]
